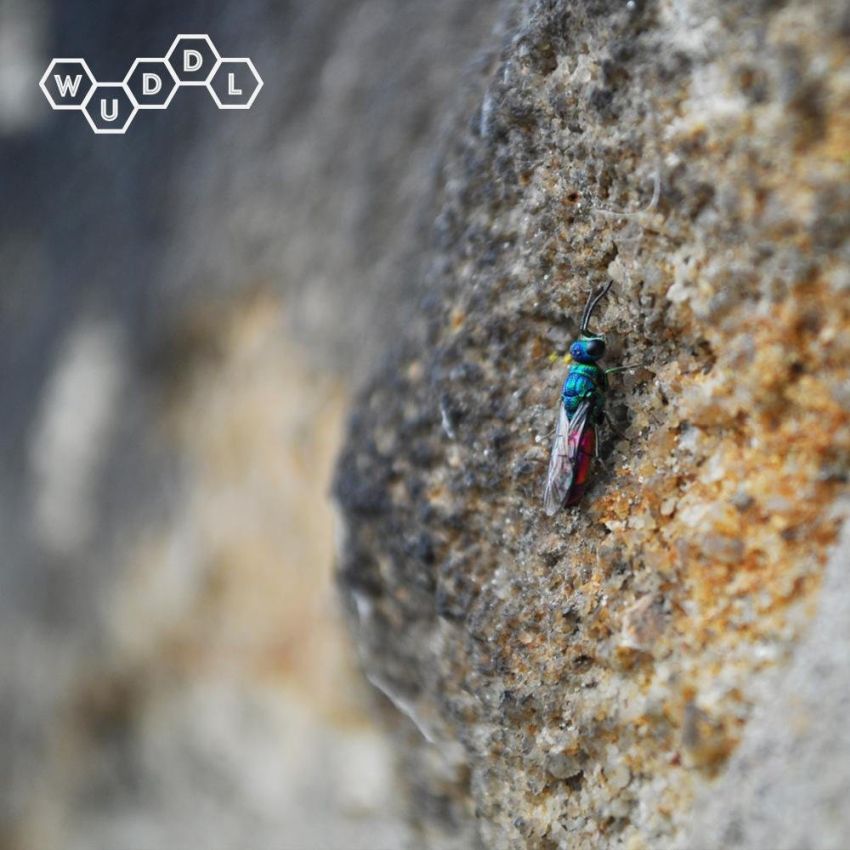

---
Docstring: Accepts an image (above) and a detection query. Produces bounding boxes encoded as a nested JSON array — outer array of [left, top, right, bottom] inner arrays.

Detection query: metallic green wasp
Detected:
[[543, 280, 627, 515]]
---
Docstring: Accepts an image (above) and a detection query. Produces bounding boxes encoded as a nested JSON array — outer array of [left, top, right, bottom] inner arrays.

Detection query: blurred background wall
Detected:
[[0, 0, 506, 847]]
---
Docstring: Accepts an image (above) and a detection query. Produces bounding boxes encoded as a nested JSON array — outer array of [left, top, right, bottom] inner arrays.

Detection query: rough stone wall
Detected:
[[335, 1, 850, 848]]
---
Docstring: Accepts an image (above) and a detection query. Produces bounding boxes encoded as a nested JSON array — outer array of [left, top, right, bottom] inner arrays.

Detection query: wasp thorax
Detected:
[[571, 337, 606, 363]]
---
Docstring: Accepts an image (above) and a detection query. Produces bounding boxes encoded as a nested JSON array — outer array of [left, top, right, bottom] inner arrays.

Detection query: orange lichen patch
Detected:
[[588, 268, 849, 800]]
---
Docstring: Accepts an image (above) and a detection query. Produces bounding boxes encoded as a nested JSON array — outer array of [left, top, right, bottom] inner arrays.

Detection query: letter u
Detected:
[[100, 98, 118, 121]]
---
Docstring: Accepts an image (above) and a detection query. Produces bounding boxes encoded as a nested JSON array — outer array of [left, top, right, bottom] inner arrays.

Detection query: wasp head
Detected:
[[570, 336, 606, 363]]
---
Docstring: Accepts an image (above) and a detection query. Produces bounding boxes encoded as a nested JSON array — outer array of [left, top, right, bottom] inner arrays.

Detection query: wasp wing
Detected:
[[543, 400, 590, 516]]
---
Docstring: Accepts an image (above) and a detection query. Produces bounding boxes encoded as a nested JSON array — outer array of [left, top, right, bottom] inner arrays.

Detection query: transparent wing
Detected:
[[543, 400, 590, 516]]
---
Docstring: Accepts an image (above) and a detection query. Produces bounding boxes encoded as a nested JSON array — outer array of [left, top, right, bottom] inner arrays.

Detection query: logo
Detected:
[[39, 34, 263, 135]]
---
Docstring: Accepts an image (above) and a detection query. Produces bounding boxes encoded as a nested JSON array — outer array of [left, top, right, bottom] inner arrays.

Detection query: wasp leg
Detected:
[[594, 441, 611, 472], [594, 426, 619, 476], [591, 423, 612, 472]]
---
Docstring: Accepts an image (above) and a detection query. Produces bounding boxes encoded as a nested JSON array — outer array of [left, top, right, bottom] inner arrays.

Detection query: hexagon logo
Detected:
[[39, 59, 96, 109], [124, 58, 179, 109], [83, 83, 137, 134], [166, 34, 220, 85], [207, 59, 263, 109]]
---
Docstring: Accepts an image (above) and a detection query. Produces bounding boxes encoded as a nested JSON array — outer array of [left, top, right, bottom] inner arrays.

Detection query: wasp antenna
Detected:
[[580, 280, 613, 336], [579, 288, 597, 335]]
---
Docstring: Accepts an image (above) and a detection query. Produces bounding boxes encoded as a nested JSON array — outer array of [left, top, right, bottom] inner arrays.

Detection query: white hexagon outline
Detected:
[[165, 33, 221, 86], [82, 82, 138, 135], [123, 57, 180, 109], [206, 57, 263, 110], [39, 58, 96, 110]]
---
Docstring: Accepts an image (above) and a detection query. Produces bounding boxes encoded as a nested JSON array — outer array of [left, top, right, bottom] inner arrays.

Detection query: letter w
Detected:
[[55, 74, 82, 97]]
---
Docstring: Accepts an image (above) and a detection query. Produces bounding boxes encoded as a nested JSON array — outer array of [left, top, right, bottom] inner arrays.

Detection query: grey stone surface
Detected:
[[682, 513, 850, 850], [335, 0, 850, 847]]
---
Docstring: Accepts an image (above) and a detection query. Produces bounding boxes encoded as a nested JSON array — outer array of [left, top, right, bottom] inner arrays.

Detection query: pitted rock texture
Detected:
[[334, 1, 850, 848]]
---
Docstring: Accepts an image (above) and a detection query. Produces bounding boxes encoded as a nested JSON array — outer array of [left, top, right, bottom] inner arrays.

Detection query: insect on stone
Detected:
[[543, 280, 624, 515]]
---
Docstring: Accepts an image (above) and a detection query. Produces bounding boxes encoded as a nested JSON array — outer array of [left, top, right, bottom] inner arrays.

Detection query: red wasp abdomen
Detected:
[[565, 425, 596, 506]]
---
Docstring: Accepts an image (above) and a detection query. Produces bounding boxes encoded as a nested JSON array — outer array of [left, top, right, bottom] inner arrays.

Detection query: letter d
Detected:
[[142, 73, 162, 95], [183, 49, 203, 73]]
